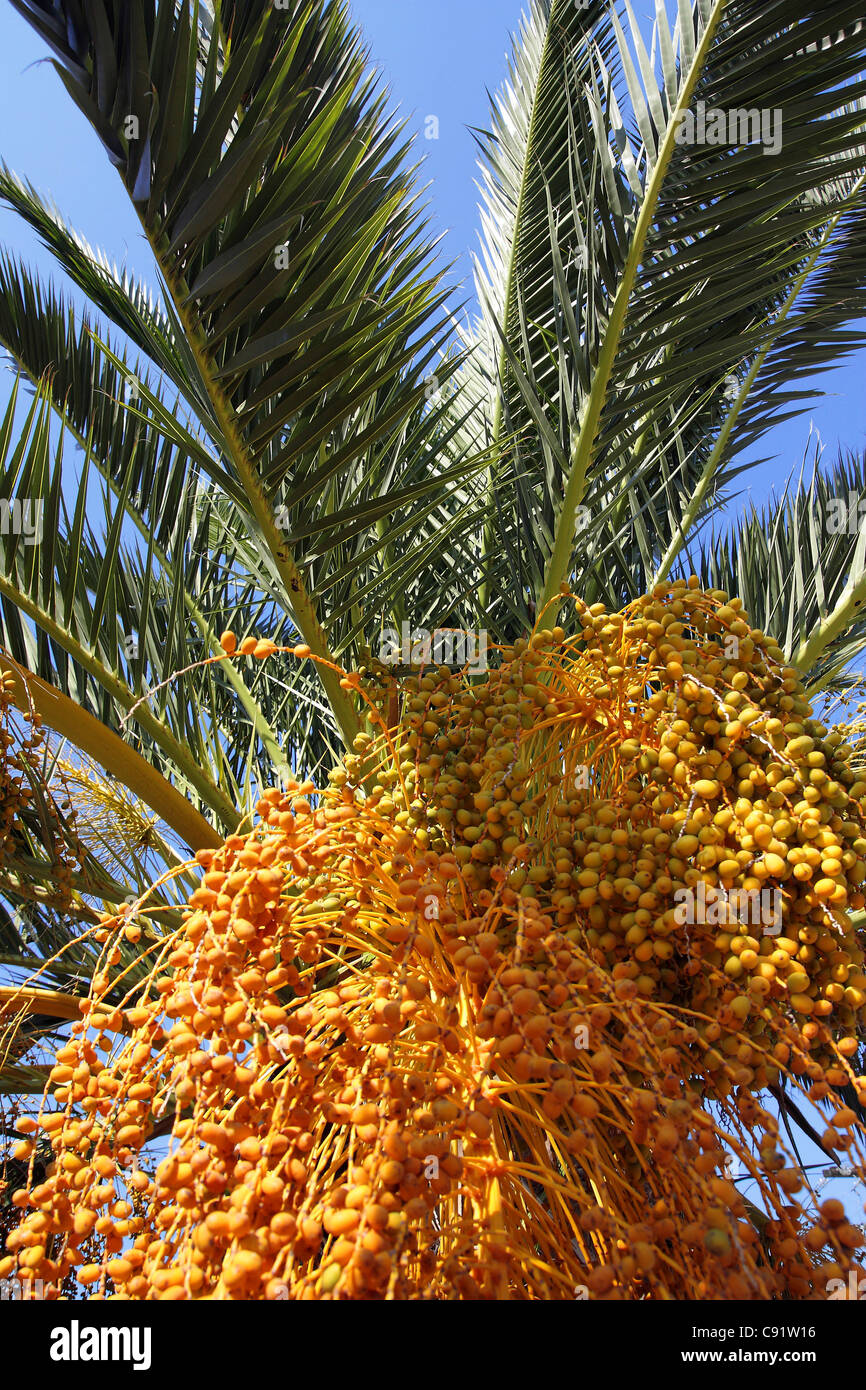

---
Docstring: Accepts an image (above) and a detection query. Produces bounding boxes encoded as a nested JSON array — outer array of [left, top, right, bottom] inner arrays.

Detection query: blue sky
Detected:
[[0, 1, 864, 504], [354, 0, 519, 305]]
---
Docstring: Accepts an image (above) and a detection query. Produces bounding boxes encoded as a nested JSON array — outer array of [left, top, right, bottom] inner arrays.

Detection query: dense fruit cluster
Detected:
[[2, 584, 865, 1299], [376, 582, 866, 1068]]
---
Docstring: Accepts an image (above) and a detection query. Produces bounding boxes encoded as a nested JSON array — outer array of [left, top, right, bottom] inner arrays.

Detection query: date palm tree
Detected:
[[2, 0, 866, 1299]]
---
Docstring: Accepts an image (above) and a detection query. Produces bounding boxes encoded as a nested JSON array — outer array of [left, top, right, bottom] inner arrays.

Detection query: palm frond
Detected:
[[463, 0, 866, 633], [5, 0, 497, 745], [687, 446, 866, 693]]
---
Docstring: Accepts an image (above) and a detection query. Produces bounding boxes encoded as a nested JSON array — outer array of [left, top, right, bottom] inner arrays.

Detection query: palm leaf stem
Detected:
[[537, 0, 727, 619]]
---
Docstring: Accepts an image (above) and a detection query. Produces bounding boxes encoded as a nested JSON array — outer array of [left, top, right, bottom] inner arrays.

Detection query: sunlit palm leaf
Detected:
[[687, 447, 866, 694], [463, 0, 866, 634], [6, 0, 496, 743]]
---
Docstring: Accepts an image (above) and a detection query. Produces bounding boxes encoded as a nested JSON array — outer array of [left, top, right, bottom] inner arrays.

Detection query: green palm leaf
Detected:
[[464, 0, 866, 634], [687, 447, 866, 696], [6, 0, 490, 744]]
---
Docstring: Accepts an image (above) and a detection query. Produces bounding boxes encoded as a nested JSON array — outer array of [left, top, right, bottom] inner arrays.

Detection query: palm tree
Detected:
[[2, 0, 866, 1300]]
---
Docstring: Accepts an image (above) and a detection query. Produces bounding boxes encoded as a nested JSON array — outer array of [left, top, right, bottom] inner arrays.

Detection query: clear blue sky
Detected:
[[0, 1, 864, 504]]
